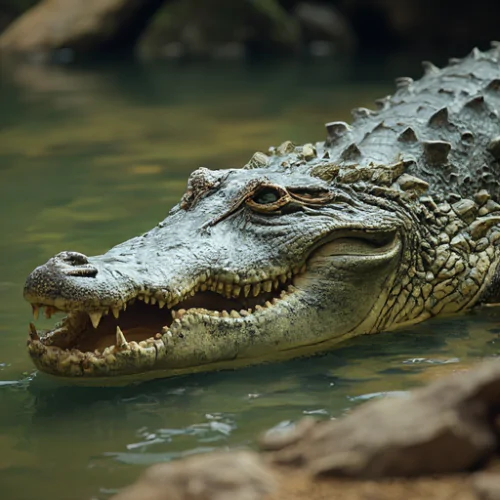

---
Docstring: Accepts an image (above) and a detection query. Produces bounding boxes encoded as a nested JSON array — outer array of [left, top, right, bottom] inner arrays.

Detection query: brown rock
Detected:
[[0, 0, 163, 59], [111, 360, 500, 500], [262, 360, 500, 478], [111, 451, 276, 500], [471, 472, 500, 500]]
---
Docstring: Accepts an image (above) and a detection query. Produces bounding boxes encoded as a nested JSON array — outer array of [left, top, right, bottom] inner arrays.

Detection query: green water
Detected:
[[0, 58, 499, 500]]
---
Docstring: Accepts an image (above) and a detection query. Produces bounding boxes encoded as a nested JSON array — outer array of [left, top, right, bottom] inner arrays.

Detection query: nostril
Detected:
[[64, 266, 98, 277], [57, 251, 89, 266], [54, 251, 98, 277]]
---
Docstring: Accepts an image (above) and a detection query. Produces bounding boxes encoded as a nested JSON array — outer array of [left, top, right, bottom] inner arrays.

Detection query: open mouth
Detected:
[[26, 266, 304, 376], [26, 230, 400, 378]]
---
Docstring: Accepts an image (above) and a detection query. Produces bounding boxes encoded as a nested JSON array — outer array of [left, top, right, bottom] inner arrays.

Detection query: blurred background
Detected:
[[1, 0, 499, 62], [1, 2, 500, 500]]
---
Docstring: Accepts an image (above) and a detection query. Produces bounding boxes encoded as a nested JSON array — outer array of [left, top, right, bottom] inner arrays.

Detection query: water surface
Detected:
[[0, 57, 498, 500]]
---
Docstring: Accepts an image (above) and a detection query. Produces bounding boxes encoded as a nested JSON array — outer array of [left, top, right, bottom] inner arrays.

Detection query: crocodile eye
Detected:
[[246, 185, 290, 213], [252, 187, 282, 204]]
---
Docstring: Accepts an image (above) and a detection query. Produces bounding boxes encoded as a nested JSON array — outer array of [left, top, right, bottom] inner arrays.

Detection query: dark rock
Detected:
[[112, 451, 275, 500], [262, 360, 500, 478], [136, 0, 301, 60]]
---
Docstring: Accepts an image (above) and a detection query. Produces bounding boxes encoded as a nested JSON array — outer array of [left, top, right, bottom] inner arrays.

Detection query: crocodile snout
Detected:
[[23, 251, 99, 305]]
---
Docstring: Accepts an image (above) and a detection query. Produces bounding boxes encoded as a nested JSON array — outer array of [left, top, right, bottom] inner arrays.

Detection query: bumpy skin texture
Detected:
[[24, 45, 500, 381]]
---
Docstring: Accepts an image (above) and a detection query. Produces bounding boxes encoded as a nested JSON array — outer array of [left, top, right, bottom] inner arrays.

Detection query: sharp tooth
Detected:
[[244, 284, 251, 297], [273, 279, 279, 290], [255, 305, 264, 311], [252, 283, 261, 297], [116, 326, 128, 347], [230, 310, 240, 318], [168, 297, 179, 309], [212, 311, 220, 317], [150, 297, 157, 305], [29, 322, 39, 340], [300, 264, 307, 274], [103, 346, 114, 356], [280, 290, 287, 298], [217, 281, 224, 294], [221, 310, 229, 318], [200, 284, 208, 292], [279, 274, 287, 284], [232, 285, 241, 297], [159, 300, 166, 309], [171, 310, 177, 319], [155, 333, 161, 340], [32, 305, 40, 320], [112, 307, 120, 319], [139, 341, 147, 348], [240, 309, 249, 317], [144, 295, 150, 304], [177, 308, 186, 318], [265, 301, 272, 308], [123, 302, 128, 311], [263, 281, 272, 293], [224, 283, 233, 296], [89, 311, 102, 329], [272, 297, 280, 305]]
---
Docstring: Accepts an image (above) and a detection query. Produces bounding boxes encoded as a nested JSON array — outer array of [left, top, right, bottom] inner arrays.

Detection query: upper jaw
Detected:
[[24, 256, 306, 379]]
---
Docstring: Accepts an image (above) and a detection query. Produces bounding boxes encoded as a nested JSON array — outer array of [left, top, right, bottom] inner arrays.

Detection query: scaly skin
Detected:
[[24, 45, 500, 382]]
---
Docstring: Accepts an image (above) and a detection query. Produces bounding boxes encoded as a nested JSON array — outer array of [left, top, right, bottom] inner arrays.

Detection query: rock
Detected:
[[112, 360, 500, 500], [0, 0, 164, 60], [262, 360, 500, 478], [136, 0, 301, 60], [471, 472, 500, 500], [111, 451, 276, 500]]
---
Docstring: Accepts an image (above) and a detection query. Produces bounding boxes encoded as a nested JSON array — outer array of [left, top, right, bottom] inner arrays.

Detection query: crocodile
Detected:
[[24, 44, 500, 382]]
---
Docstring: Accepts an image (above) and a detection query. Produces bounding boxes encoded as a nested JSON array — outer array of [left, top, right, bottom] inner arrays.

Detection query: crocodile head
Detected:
[[24, 46, 500, 382], [23, 152, 413, 381]]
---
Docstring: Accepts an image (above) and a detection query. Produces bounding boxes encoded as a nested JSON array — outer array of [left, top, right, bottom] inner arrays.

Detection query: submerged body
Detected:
[[24, 45, 500, 382]]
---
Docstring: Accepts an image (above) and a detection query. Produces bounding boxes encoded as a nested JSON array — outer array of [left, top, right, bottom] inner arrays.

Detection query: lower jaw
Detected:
[[26, 289, 358, 382], [26, 279, 302, 377], [27, 326, 355, 387]]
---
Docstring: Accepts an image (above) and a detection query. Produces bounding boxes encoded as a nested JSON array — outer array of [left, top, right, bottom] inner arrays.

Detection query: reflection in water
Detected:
[[0, 58, 499, 500]]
